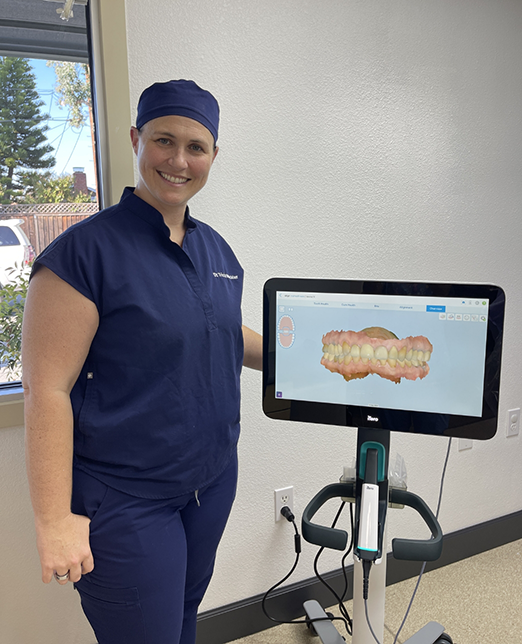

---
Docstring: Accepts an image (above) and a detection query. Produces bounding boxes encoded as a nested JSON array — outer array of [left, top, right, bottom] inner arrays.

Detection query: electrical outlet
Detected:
[[507, 408, 520, 437], [274, 486, 294, 522]]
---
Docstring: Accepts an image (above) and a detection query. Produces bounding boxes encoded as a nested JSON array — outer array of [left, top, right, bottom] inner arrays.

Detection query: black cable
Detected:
[[340, 503, 355, 600], [261, 506, 351, 634], [364, 597, 383, 644], [312, 501, 354, 634], [261, 514, 301, 623]]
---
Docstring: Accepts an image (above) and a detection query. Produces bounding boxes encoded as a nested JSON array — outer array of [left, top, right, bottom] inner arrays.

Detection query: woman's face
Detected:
[[130, 115, 218, 219]]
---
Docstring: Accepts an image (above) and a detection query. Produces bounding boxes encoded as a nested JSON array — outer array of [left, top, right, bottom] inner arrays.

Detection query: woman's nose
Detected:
[[168, 148, 188, 169]]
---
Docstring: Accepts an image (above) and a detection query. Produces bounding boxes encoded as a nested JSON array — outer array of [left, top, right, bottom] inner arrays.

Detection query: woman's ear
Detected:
[[130, 126, 140, 155]]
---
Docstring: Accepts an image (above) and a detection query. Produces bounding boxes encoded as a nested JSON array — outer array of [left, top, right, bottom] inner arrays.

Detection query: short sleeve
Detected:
[[33, 224, 100, 308]]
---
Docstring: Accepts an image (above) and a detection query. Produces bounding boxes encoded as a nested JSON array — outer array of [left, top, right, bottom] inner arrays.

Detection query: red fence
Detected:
[[0, 203, 99, 255]]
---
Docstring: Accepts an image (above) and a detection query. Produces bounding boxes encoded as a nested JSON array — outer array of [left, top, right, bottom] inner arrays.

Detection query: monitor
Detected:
[[262, 278, 505, 439]]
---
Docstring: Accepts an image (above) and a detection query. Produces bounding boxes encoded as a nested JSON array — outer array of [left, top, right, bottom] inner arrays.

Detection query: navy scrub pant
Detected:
[[71, 453, 238, 644]]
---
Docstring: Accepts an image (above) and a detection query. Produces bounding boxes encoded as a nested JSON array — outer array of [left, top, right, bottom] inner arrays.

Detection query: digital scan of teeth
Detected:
[[320, 326, 433, 384]]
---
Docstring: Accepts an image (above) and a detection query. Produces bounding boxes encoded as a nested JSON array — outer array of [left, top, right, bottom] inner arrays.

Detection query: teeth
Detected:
[[375, 346, 388, 366], [161, 172, 188, 184], [360, 344, 374, 364], [323, 342, 431, 370]]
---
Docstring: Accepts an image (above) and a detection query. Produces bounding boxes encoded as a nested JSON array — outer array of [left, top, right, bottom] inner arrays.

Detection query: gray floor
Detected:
[[230, 538, 522, 644]]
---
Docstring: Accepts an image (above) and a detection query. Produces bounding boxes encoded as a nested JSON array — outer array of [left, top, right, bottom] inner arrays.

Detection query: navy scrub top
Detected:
[[34, 188, 244, 499]]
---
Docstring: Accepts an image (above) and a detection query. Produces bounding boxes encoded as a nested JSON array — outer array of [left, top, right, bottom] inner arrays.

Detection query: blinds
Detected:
[[0, 0, 88, 62]]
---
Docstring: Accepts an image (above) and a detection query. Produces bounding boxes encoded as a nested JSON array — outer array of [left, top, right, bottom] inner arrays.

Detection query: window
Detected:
[[0, 0, 95, 385], [0, 0, 133, 396], [0, 226, 22, 246]]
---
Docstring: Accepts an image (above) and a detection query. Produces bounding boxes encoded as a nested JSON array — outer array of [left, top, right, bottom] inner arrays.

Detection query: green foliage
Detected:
[[47, 61, 91, 129], [0, 264, 30, 374], [0, 57, 55, 203], [17, 170, 91, 203]]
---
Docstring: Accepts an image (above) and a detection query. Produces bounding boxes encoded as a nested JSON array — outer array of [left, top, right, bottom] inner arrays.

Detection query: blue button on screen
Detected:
[[427, 305, 446, 312]]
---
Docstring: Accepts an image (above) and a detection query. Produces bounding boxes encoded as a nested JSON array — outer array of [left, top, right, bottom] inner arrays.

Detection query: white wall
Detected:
[[1, 1, 521, 641], [124, 0, 522, 611]]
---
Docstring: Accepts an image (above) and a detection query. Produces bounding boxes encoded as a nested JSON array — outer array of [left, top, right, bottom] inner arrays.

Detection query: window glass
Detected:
[[0, 2, 97, 385], [0, 226, 21, 246]]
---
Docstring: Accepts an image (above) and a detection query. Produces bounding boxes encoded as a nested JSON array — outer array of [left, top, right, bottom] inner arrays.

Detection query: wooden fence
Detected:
[[0, 203, 99, 255]]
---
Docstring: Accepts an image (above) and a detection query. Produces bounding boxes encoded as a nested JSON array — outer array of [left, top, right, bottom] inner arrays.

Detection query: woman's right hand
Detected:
[[23, 268, 100, 586], [35, 512, 94, 585]]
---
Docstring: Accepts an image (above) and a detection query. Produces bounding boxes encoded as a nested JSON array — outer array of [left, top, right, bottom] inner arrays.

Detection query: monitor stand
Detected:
[[301, 428, 452, 644]]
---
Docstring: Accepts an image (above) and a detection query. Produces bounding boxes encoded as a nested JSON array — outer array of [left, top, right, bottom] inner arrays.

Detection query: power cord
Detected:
[[261, 506, 352, 634], [362, 561, 383, 644], [313, 502, 354, 635]]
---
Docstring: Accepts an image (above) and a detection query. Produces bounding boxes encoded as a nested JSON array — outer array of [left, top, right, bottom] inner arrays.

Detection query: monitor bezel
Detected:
[[262, 278, 505, 440]]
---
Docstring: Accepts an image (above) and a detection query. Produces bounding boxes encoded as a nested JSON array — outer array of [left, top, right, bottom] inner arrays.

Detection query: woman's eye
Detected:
[[157, 138, 171, 145], [189, 144, 204, 152]]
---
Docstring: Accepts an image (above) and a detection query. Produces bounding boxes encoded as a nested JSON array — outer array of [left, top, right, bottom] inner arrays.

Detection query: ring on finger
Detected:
[[54, 571, 70, 582]]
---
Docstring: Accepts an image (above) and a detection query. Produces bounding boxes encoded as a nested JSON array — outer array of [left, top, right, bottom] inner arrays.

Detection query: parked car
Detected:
[[0, 219, 35, 287]]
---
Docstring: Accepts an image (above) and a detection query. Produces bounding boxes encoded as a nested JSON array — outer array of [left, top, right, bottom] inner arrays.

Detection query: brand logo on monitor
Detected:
[[367, 415, 379, 422]]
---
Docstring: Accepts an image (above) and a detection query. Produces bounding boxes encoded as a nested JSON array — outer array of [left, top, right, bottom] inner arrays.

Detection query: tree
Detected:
[[0, 57, 55, 203], [48, 61, 98, 196], [47, 61, 91, 128], [17, 170, 91, 203]]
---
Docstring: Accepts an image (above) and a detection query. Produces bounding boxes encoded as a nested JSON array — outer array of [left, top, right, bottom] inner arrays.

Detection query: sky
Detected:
[[30, 58, 96, 190]]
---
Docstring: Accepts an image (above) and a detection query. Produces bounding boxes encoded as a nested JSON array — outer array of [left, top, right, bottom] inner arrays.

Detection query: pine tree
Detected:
[[0, 57, 55, 203]]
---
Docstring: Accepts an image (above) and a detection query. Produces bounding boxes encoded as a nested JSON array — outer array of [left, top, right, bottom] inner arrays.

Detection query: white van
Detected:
[[0, 219, 35, 287]]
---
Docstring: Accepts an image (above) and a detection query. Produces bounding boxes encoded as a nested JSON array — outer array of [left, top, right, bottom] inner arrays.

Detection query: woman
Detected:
[[22, 80, 262, 644]]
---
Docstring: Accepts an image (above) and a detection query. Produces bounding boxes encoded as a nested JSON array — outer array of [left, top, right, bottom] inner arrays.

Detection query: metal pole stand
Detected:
[[302, 428, 452, 644]]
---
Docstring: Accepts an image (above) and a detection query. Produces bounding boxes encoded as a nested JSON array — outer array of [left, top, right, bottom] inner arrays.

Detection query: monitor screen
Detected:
[[262, 278, 505, 439]]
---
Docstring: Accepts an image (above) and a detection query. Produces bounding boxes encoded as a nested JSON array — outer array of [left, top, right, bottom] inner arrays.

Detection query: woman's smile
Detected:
[[159, 171, 190, 185]]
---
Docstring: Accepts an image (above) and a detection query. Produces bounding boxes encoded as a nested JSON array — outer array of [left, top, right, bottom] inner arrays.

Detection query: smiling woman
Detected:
[[22, 78, 262, 644]]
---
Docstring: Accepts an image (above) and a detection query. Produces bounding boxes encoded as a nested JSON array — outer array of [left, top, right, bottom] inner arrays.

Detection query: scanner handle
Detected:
[[390, 488, 443, 561], [301, 483, 354, 551]]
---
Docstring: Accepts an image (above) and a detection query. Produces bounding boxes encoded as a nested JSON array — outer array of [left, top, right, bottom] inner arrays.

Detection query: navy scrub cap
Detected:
[[136, 79, 220, 142]]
